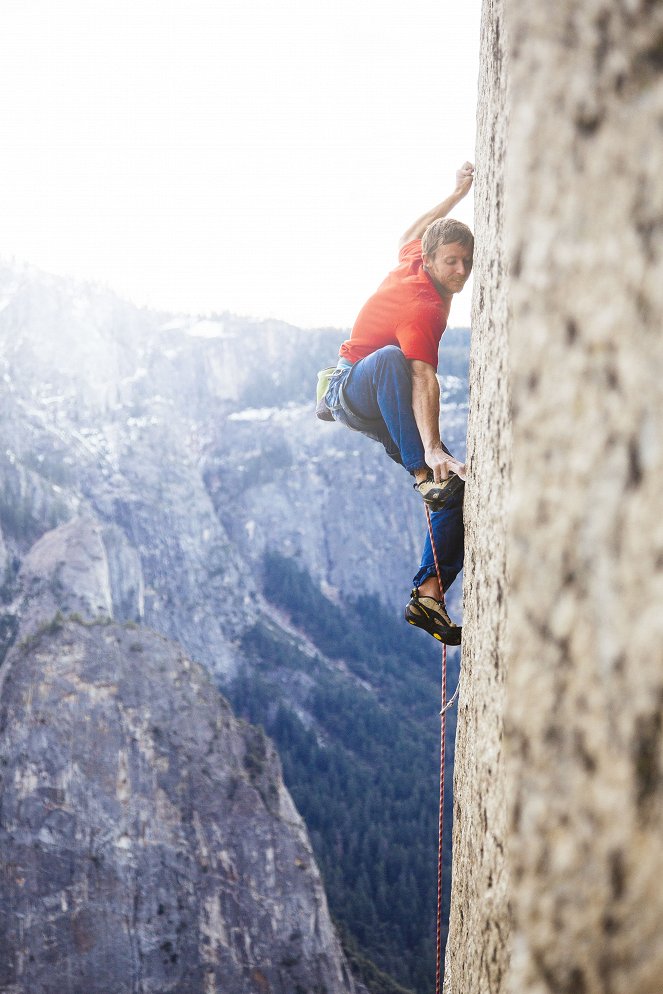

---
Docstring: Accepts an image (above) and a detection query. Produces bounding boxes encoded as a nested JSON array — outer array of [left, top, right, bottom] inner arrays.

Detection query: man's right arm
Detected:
[[400, 162, 474, 247], [410, 360, 467, 481]]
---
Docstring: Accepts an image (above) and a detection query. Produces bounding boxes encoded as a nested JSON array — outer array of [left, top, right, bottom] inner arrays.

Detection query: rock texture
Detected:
[[443, 1, 511, 992], [445, 0, 663, 992], [0, 526, 357, 993], [16, 516, 144, 638], [506, 2, 663, 992]]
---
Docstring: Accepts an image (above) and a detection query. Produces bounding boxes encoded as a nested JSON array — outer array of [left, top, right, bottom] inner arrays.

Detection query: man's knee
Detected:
[[373, 345, 411, 378]]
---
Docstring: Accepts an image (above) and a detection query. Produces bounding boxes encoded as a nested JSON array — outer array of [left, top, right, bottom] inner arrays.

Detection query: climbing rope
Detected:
[[423, 503, 460, 994]]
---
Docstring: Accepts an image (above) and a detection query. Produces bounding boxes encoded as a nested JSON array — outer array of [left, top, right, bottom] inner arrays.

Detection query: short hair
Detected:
[[422, 218, 474, 260]]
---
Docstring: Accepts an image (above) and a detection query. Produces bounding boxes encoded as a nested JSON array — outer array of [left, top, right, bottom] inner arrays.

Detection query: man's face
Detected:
[[423, 240, 473, 298]]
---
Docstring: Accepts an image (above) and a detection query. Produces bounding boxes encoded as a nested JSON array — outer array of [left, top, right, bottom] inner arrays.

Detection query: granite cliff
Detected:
[[444, 1, 663, 992]]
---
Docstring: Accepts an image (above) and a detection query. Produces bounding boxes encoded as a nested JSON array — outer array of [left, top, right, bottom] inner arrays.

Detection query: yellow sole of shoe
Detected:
[[407, 618, 443, 641]]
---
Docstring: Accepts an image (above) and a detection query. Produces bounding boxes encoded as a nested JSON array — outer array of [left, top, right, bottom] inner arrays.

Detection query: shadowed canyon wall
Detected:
[[446, 0, 663, 992]]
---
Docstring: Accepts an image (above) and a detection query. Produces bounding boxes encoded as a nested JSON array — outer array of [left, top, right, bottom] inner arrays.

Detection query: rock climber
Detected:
[[321, 163, 474, 644]]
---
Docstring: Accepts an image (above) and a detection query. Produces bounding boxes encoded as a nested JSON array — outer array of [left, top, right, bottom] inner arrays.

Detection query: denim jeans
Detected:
[[325, 345, 464, 593]]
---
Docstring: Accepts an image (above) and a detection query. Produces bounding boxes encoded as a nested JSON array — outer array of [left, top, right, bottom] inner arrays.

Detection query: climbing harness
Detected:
[[424, 503, 460, 994]]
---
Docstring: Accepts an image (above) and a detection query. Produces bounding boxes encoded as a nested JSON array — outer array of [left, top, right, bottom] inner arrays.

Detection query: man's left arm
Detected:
[[410, 360, 466, 482], [400, 162, 474, 247]]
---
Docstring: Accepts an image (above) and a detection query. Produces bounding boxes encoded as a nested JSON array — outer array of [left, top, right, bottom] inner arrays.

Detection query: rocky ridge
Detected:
[[0, 512, 360, 993]]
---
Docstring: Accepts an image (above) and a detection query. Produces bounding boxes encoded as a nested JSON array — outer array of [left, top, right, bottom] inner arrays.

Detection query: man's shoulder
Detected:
[[398, 237, 423, 263]]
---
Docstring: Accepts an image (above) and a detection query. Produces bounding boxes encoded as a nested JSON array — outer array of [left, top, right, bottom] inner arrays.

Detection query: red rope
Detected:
[[424, 503, 449, 994]]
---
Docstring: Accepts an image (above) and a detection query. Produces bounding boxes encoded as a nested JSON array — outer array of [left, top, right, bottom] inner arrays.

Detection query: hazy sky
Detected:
[[2, 0, 481, 329]]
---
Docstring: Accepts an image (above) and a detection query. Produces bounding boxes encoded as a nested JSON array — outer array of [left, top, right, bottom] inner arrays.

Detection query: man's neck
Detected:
[[423, 265, 454, 300]]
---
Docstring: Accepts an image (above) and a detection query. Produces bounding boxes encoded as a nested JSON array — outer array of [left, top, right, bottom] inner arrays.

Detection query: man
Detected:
[[323, 163, 474, 644]]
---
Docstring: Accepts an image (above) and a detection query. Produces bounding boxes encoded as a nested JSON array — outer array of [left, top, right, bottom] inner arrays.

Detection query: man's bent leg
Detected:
[[341, 346, 426, 473]]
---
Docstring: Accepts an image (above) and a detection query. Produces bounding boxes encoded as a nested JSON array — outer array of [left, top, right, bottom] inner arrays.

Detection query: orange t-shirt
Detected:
[[339, 239, 450, 370]]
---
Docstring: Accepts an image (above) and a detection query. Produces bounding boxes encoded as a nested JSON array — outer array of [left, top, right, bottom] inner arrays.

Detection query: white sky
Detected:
[[2, 0, 481, 330]]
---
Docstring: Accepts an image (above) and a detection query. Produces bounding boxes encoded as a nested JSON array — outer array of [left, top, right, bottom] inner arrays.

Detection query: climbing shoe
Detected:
[[404, 587, 462, 645], [414, 472, 464, 512]]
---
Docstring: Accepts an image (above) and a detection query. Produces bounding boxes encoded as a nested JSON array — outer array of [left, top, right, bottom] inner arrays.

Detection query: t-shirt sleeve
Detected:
[[395, 302, 442, 369], [398, 238, 423, 264]]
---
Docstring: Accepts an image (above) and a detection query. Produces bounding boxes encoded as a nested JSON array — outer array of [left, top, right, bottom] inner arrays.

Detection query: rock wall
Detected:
[[506, 1, 663, 992], [446, 0, 663, 992], [443, 0, 511, 991]]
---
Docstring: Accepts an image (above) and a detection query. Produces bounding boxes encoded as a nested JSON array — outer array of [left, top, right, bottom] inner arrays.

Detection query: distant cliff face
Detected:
[[0, 520, 358, 994], [445, 0, 663, 992]]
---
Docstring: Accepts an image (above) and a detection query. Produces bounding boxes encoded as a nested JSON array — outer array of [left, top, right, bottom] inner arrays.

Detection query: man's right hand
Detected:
[[455, 161, 475, 199]]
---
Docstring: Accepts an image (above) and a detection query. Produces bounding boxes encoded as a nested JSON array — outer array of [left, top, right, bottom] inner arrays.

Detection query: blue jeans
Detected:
[[325, 346, 464, 593]]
